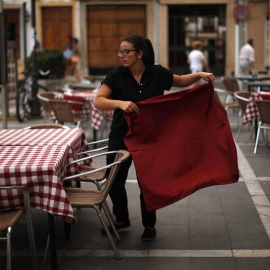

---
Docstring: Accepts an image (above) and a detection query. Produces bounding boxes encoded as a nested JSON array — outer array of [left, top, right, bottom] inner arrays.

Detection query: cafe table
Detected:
[[0, 128, 90, 270], [233, 75, 270, 82], [244, 92, 270, 124], [247, 81, 270, 93], [243, 92, 270, 141]]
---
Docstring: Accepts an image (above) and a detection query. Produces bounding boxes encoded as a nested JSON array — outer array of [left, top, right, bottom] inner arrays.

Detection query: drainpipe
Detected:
[[234, 0, 240, 76], [0, 0, 7, 128], [154, 0, 160, 64], [235, 20, 239, 76], [30, 0, 40, 116]]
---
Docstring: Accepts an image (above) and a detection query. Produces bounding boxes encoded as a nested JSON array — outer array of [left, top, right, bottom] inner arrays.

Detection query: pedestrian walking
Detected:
[[71, 37, 81, 82], [63, 36, 73, 76], [187, 40, 209, 85], [239, 38, 255, 76], [94, 35, 215, 241]]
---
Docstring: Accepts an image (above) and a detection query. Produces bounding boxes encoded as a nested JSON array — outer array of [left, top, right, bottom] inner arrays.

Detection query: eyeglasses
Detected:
[[117, 49, 138, 56]]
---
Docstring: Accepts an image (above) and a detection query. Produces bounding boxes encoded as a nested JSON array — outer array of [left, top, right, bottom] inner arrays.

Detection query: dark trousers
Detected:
[[107, 141, 156, 228]]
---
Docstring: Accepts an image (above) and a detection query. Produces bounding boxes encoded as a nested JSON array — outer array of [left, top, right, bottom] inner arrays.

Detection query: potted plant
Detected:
[[26, 48, 65, 79]]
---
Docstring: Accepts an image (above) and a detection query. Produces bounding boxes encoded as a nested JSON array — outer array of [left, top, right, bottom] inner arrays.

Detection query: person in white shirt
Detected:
[[187, 40, 209, 74], [239, 39, 255, 76]]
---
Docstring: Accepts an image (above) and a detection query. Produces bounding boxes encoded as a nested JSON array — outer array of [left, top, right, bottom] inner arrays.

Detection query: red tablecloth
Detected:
[[124, 83, 239, 211], [54, 91, 113, 130], [243, 92, 270, 124], [0, 128, 90, 223]]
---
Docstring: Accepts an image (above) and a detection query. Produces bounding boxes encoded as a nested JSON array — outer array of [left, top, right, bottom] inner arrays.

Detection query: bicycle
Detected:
[[16, 69, 50, 122]]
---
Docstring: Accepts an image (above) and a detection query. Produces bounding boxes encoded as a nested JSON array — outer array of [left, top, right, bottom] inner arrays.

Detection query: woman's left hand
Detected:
[[200, 72, 215, 85]]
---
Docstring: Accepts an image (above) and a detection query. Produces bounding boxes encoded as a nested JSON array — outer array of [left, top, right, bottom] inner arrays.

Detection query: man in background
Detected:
[[239, 38, 255, 76]]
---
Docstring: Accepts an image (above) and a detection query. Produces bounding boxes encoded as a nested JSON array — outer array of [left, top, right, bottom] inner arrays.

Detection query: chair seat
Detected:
[[65, 187, 102, 207], [73, 115, 91, 123], [221, 102, 239, 109], [0, 209, 24, 232], [81, 165, 106, 181]]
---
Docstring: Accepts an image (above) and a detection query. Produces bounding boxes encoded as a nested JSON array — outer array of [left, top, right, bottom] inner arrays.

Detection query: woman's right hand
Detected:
[[119, 101, 140, 113]]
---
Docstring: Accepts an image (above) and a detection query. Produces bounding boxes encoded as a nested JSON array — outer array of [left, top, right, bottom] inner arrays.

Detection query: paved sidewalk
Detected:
[[1, 78, 270, 270]]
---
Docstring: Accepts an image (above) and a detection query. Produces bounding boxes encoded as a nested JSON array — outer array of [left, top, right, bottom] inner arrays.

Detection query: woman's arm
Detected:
[[172, 72, 215, 87], [94, 83, 139, 113]]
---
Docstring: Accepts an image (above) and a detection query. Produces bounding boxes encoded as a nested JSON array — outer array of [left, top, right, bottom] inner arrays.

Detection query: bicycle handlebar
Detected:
[[21, 69, 50, 77]]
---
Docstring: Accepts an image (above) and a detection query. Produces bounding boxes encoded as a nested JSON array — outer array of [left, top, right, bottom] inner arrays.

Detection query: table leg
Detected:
[[254, 119, 258, 141], [93, 128, 97, 142], [48, 213, 58, 270], [64, 221, 71, 241]]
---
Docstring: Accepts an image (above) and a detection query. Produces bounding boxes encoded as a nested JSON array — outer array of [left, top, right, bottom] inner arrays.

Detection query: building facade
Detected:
[[3, 0, 270, 76]]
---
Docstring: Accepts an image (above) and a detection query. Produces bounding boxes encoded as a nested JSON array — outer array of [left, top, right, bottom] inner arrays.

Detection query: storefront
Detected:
[[4, 0, 270, 77]]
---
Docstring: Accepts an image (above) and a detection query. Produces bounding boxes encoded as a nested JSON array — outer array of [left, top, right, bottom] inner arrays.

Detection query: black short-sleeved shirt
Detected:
[[102, 64, 173, 142]]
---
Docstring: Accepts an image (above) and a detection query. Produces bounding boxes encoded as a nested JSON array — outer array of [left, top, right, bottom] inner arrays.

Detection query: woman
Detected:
[[187, 40, 209, 74], [94, 35, 215, 241], [71, 38, 81, 82]]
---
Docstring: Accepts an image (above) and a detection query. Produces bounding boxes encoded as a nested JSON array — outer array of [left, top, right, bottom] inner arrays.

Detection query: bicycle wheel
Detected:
[[16, 87, 31, 122]]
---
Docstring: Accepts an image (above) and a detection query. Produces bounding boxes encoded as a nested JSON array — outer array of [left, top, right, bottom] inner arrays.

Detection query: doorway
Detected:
[[86, 5, 146, 75], [41, 7, 72, 51], [169, 4, 226, 76]]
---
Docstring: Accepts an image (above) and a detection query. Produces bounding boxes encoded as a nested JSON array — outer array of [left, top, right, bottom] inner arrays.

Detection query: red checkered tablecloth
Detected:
[[0, 145, 76, 223], [0, 128, 91, 223], [243, 93, 270, 124], [0, 128, 90, 173], [53, 92, 113, 130]]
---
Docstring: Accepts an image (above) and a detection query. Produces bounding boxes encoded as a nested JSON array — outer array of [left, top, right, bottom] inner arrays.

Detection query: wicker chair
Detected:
[[234, 91, 252, 141], [254, 100, 270, 154], [37, 91, 56, 121], [0, 186, 37, 270], [50, 99, 90, 127], [24, 123, 70, 129], [44, 140, 110, 263], [63, 150, 130, 260]]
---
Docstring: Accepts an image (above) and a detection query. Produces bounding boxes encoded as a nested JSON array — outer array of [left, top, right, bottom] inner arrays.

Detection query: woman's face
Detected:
[[118, 41, 142, 68]]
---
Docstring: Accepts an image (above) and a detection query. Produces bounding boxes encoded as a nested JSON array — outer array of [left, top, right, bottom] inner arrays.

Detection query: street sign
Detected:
[[234, 5, 249, 21]]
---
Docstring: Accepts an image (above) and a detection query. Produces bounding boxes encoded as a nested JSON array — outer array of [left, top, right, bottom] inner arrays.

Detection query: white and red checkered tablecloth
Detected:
[[53, 91, 113, 130], [243, 92, 270, 124], [0, 128, 91, 223], [0, 128, 90, 172]]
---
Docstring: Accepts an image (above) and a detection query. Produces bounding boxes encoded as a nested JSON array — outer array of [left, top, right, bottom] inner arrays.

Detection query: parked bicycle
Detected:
[[16, 69, 50, 122]]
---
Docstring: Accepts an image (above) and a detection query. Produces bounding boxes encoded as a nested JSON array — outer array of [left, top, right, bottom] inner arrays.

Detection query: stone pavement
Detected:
[[1, 78, 270, 270]]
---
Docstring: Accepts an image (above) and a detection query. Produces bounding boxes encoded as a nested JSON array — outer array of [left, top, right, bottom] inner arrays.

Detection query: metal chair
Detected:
[[214, 88, 240, 111], [0, 186, 37, 270], [50, 99, 91, 127], [254, 100, 270, 154], [234, 91, 252, 141], [63, 150, 130, 260]]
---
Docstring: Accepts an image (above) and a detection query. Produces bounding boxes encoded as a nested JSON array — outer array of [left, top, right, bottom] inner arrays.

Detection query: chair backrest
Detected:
[[214, 88, 224, 104], [26, 124, 70, 129], [234, 91, 250, 113], [255, 100, 270, 124], [222, 76, 241, 94], [37, 92, 56, 117], [64, 150, 130, 204], [50, 99, 76, 124], [97, 150, 130, 204]]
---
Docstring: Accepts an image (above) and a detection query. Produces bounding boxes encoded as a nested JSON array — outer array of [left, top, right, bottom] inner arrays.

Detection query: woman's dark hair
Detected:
[[122, 35, 155, 66]]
